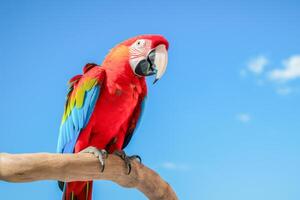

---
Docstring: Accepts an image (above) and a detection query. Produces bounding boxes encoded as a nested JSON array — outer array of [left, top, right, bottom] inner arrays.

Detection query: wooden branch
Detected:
[[0, 153, 178, 200]]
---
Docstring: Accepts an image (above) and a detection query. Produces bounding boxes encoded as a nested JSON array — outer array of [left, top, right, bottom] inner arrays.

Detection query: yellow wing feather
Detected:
[[62, 77, 98, 123]]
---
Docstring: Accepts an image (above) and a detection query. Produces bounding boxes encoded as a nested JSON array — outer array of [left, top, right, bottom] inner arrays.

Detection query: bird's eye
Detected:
[[136, 40, 145, 48]]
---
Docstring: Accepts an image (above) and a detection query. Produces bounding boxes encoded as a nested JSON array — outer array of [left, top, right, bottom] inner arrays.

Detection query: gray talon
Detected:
[[129, 155, 142, 163], [113, 150, 142, 174], [80, 146, 107, 172]]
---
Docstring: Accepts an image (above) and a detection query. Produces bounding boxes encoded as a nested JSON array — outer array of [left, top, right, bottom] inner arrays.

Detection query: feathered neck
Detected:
[[101, 45, 145, 85]]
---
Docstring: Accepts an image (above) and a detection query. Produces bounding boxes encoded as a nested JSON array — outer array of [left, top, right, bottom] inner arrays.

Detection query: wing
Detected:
[[122, 96, 146, 149], [57, 64, 105, 153]]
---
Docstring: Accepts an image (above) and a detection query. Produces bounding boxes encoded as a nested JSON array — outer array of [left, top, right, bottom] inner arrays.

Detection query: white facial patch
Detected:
[[129, 39, 152, 73]]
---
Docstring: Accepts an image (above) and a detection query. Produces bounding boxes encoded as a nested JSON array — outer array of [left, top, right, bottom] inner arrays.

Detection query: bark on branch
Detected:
[[0, 153, 178, 200]]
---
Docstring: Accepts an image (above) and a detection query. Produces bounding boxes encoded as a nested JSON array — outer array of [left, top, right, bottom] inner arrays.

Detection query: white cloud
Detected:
[[269, 55, 300, 82], [242, 54, 300, 95], [236, 113, 251, 123], [247, 56, 268, 74], [160, 162, 190, 171], [276, 87, 292, 95]]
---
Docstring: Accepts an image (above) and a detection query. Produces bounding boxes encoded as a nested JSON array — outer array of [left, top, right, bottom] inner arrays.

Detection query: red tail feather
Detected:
[[64, 181, 93, 200]]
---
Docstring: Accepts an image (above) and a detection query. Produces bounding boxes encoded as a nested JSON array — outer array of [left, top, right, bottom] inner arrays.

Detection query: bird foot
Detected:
[[79, 146, 108, 172], [113, 150, 142, 175]]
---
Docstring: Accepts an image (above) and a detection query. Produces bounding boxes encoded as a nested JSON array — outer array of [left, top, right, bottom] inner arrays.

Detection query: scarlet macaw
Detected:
[[57, 35, 169, 200]]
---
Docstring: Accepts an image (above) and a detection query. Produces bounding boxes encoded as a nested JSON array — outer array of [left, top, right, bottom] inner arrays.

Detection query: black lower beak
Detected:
[[135, 49, 157, 76], [135, 59, 155, 76]]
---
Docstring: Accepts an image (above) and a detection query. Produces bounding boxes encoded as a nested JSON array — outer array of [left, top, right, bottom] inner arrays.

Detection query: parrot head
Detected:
[[103, 34, 169, 83]]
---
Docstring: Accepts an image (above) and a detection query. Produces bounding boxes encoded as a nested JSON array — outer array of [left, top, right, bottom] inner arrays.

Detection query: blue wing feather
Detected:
[[122, 96, 147, 149], [57, 85, 101, 153], [134, 97, 146, 131]]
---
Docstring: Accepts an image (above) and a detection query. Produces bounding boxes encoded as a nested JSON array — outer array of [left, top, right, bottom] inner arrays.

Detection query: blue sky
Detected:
[[1, 0, 300, 199]]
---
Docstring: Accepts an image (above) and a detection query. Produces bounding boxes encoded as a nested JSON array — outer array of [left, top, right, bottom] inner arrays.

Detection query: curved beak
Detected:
[[152, 44, 168, 84]]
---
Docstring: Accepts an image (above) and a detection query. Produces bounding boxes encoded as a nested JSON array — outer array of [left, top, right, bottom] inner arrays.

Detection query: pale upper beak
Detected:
[[152, 44, 168, 84]]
